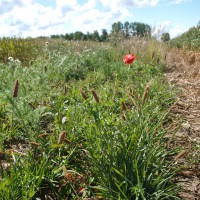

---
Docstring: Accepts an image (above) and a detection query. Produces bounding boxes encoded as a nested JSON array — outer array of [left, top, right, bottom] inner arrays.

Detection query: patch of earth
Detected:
[[165, 49, 200, 200]]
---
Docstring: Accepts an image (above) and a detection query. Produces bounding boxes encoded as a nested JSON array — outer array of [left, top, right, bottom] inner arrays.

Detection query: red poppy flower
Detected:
[[78, 187, 84, 193], [123, 54, 136, 64]]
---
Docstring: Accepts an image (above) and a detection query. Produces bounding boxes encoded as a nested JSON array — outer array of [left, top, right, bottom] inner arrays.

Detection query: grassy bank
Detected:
[[0, 38, 180, 199]]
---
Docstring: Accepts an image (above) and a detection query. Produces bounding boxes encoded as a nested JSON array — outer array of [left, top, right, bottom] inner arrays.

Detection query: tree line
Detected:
[[48, 21, 159, 42]]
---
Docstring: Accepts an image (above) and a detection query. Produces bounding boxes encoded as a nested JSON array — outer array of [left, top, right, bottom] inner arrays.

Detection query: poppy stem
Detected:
[[128, 64, 130, 70]]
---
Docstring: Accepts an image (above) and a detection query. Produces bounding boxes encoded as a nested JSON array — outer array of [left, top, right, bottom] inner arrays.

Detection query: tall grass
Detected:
[[0, 37, 180, 199]]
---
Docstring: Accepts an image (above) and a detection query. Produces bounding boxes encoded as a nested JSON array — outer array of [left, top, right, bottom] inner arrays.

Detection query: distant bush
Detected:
[[169, 25, 200, 50], [161, 32, 170, 42]]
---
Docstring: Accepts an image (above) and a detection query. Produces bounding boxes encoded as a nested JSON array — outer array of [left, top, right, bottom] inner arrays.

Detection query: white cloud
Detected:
[[0, 0, 71, 37], [169, 24, 187, 38], [0, 0, 190, 38], [100, 0, 158, 8], [170, 0, 191, 4], [81, 0, 98, 10], [0, 0, 135, 37], [56, 0, 79, 17]]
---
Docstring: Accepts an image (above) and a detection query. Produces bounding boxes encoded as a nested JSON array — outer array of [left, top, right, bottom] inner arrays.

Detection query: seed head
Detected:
[[91, 89, 99, 103], [30, 142, 40, 147], [151, 51, 155, 59], [38, 133, 49, 138], [122, 102, 127, 111], [13, 80, 19, 98], [157, 57, 160, 64], [58, 131, 66, 144], [122, 114, 126, 121], [142, 81, 152, 105], [80, 89, 88, 100], [64, 85, 68, 95], [62, 165, 74, 182]]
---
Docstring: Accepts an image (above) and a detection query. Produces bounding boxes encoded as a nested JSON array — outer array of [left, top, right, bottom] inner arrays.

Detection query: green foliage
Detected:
[[0, 38, 180, 199], [161, 33, 170, 42], [111, 21, 151, 38], [0, 37, 43, 65], [169, 25, 200, 50]]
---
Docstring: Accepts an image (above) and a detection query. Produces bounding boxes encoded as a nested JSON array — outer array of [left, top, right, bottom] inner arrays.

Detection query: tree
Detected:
[[73, 31, 84, 40], [101, 29, 108, 41], [197, 20, 200, 27], [124, 21, 130, 38], [130, 22, 151, 37], [50, 34, 61, 39], [111, 21, 123, 35], [92, 30, 100, 41], [161, 32, 170, 42]]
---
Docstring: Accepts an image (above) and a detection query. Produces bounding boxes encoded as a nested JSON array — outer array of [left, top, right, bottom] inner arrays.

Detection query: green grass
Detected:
[[0, 38, 180, 199]]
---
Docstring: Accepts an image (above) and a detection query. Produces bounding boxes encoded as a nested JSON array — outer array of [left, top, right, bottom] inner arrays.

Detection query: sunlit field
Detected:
[[0, 31, 199, 199]]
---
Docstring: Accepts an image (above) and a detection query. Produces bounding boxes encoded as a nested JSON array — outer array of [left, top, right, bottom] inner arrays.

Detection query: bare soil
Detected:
[[165, 49, 200, 200]]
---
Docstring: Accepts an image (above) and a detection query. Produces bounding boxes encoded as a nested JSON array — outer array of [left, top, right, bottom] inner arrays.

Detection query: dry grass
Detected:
[[165, 48, 200, 200]]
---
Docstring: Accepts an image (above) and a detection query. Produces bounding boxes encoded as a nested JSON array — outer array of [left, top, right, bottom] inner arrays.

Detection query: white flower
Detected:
[[15, 59, 21, 64], [8, 56, 14, 62]]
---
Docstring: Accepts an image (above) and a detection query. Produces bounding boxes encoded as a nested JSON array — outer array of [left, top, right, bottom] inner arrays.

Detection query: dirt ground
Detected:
[[165, 49, 200, 200]]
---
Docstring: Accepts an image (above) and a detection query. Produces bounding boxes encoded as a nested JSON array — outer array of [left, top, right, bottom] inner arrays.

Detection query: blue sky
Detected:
[[0, 0, 199, 38]]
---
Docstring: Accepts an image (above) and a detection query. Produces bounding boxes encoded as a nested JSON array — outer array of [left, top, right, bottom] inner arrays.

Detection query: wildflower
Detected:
[[8, 56, 14, 62], [123, 53, 136, 64], [78, 187, 84, 194], [15, 59, 21, 64]]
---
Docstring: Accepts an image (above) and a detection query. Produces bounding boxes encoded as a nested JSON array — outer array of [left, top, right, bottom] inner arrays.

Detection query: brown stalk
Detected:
[[157, 57, 160, 64], [164, 54, 167, 60], [64, 138, 71, 144], [44, 65, 47, 72], [151, 51, 155, 59], [64, 85, 68, 95], [58, 131, 66, 144], [178, 170, 194, 177], [62, 165, 74, 182], [122, 114, 126, 121], [13, 80, 19, 98], [80, 89, 87, 100], [38, 133, 49, 138], [122, 102, 127, 111], [91, 89, 99, 103], [174, 150, 187, 160], [142, 82, 151, 105], [30, 142, 40, 147]]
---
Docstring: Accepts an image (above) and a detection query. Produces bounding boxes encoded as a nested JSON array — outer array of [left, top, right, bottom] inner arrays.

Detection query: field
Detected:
[[0, 36, 199, 199]]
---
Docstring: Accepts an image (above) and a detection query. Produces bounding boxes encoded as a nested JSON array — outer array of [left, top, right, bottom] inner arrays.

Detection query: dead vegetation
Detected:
[[165, 49, 200, 200]]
